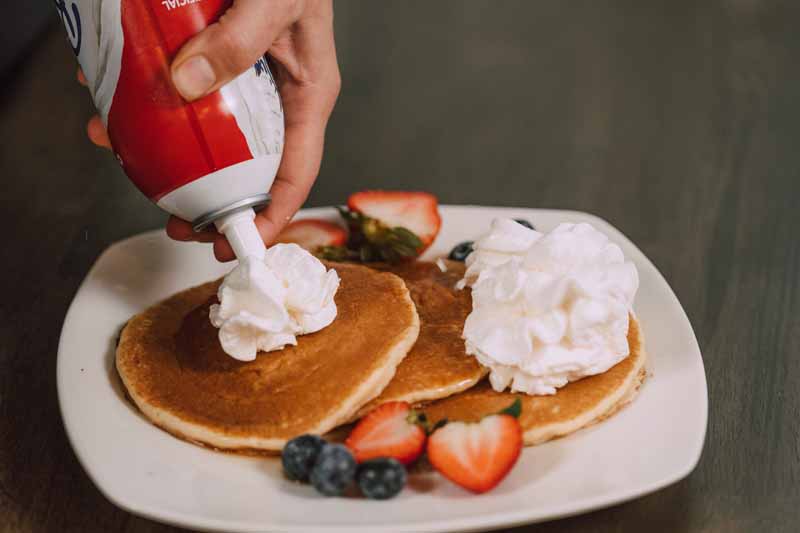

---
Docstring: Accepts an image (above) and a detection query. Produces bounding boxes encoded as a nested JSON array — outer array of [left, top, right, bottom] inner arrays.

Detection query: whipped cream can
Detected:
[[54, 0, 284, 232]]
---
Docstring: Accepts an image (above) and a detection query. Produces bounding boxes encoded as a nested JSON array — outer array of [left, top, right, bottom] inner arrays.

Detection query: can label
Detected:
[[55, 0, 284, 201]]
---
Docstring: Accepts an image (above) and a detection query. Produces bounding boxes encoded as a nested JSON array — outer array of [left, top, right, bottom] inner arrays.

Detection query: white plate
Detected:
[[58, 206, 707, 533]]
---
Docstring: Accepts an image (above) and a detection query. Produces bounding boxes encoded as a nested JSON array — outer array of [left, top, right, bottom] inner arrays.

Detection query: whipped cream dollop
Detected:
[[461, 219, 639, 395], [210, 243, 340, 361]]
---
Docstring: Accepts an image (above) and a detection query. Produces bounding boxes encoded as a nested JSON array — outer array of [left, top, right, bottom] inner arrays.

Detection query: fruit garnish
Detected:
[[309, 443, 357, 496], [448, 241, 474, 262], [514, 218, 535, 230], [282, 434, 326, 482], [316, 191, 441, 263], [347, 191, 441, 252], [426, 400, 523, 493], [345, 401, 428, 465], [356, 458, 408, 500], [276, 219, 347, 252]]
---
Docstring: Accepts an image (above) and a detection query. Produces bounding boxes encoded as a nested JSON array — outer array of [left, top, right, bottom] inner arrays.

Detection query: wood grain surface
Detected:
[[1, 1, 799, 531]]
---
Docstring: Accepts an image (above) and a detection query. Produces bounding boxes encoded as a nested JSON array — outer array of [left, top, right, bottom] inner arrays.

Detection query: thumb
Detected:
[[170, 0, 299, 101]]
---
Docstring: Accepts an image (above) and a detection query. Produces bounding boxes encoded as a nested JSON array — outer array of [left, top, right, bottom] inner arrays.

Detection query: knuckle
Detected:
[[210, 19, 259, 74], [306, 67, 341, 114], [321, 71, 341, 112], [329, 69, 342, 97]]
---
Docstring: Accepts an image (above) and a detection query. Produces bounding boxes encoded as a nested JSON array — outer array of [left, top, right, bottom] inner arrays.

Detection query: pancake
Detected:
[[116, 262, 420, 452], [422, 316, 647, 446], [354, 261, 488, 417]]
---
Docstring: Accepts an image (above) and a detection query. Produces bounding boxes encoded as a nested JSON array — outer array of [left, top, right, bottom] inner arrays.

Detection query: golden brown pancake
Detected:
[[355, 261, 487, 417], [116, 263, 420, 452], [422, 316, 647, 446]]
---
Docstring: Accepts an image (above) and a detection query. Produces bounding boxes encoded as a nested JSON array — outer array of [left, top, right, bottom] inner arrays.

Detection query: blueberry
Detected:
[[356, 458, 407, 500], [514, 218, 535, 230], [448, 241, 474, 262], [310, 444, 357, 496], [282, 434, 326, 482]]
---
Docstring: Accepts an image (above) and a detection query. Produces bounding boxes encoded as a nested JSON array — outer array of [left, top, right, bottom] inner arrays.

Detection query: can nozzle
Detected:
[[214, 209, 266, 261]]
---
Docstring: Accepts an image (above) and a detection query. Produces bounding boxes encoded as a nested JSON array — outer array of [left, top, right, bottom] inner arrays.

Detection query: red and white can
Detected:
[[55, 0, 284, 235]]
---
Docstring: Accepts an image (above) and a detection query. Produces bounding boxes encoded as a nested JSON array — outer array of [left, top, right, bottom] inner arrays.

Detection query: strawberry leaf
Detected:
[[360, 246, 369, 262], [497, 398, 522, 418], [315, 245, 355, 262], [392, 227, 423, 249], [334, 206, 426, 264], [406, 410, 428, 428], [430, 418, 449, 433], [391, 243, 419, 257]]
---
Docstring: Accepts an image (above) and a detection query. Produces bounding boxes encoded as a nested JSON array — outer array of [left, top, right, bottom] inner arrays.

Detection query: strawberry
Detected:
[[345, 401, 428, 465], [347, 191, 441, 254], [276, 219, 347, 252], [313, 191, 441, 263], [426, 400, 523, 493]]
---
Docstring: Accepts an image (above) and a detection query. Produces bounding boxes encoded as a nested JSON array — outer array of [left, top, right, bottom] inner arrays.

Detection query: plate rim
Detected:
[[57, 205, 708, 533]]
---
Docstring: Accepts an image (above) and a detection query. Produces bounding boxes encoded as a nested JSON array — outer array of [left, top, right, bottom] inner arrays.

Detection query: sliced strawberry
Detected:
[[427, 412, 522, 493], [276, 219, 347, 251], [347, 191, 442, 253], [345, 401, 427, 465]]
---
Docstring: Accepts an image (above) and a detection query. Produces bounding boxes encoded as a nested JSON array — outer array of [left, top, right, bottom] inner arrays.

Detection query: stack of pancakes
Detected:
[[117, 260, 646, 453]]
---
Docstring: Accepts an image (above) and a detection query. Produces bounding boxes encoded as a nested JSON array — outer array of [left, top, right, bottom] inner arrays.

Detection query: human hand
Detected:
[[81, 0, 340, 261]]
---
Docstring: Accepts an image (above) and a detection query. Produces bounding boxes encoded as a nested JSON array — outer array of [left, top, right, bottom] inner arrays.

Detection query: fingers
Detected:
[[185, 104, 331, 261], [260, 110, 329, 241], [269, 0, 340, 93], [166, 217, 195, 241], [154, 0, 339, 264], [211, 4, 339, 262], [87, 115, 112, 149], [78, 68, 113, 150], [211, 104, 329, 262], [169, 120, 325, 261], [166, 217, 218, 243], [170, 0, 300, 101]]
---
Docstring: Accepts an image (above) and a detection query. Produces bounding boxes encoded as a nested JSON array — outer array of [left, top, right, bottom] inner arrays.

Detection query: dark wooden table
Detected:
[[2, 1, 798, 531]]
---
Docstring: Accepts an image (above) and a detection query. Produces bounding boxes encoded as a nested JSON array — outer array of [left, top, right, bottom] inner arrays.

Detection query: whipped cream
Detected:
[[210, 243, 340, 361], [458, 218, 541, 289], [461, 220, 638, 395]]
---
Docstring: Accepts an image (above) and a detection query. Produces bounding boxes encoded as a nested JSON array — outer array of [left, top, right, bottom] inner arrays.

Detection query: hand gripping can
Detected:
[[55, 0, 284, 257]]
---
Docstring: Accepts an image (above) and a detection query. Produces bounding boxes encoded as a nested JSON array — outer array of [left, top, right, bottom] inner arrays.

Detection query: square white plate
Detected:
[[58, 206, 707, 533]]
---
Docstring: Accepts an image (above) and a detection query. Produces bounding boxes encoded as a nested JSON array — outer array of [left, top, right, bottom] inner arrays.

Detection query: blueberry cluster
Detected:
[[282, 434, 407, 499]]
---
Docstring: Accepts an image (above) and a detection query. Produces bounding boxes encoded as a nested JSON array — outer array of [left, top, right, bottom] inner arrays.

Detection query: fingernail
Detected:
[[173, 56, 216, 100]]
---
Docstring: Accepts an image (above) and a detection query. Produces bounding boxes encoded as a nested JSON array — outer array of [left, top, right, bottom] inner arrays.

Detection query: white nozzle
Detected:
[[214, 209, 266, 261]]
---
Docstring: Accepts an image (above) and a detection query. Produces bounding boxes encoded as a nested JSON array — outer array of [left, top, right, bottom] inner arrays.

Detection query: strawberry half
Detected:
[[347, 191, 441, 254], [427, 401, 523, 493], [276, 219, 347, 252], [345, 401, 427, 465]]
